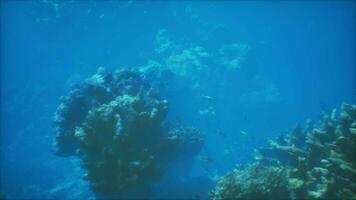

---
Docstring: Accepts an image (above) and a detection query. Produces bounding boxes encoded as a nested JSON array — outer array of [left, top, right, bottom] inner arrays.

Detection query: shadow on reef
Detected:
[[211, 101, 356, 199], [53, 68, 203, 197]]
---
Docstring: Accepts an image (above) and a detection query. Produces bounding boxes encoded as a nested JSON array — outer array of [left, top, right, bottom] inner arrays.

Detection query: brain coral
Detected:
[[53, 68, 203, 196], [211, 101, 356, 200]]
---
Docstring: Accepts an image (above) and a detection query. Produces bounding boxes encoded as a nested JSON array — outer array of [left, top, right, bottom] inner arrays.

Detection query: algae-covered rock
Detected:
[[53, 68, 203, 196], [212, 101, 356, 199]]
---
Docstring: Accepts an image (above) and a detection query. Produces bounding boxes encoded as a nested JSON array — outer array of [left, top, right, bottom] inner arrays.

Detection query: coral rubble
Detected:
[[211, 101, 356, 199], [53, 68, 203, 195]]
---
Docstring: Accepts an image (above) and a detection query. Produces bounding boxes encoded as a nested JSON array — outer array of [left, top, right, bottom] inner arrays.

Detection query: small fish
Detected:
[[201, 95, 214, 101], [199, 107, 216, 116], [240, 130, 248, 136], [223, 149, 231, 155], [257, 40, 270, 46], [243, 114, 248, 121], [198, 155, 214, 164], [216, 129, 226, 137]]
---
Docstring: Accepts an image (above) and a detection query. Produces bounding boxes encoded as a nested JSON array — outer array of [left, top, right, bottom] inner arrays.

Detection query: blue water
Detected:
[[1, 1, 355, 199]]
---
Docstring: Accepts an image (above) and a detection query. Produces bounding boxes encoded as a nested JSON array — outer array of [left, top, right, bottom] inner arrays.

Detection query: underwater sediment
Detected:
[[53, 68, 203, 196], [211, 101, 356, 199]]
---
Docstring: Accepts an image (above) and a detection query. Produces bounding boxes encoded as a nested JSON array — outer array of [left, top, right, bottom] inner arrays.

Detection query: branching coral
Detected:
[[211, 101, 356, 199], [53, 68, 203, 196]]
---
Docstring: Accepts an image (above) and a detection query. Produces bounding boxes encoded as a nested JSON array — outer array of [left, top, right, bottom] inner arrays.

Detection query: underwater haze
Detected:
[[1, 1, 356, 199]]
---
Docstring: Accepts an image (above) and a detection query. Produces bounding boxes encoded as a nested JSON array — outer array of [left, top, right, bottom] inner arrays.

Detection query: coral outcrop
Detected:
[[211, 101, 356, 199], [53, 68, 203, 195], [210, 163, 289, 199]]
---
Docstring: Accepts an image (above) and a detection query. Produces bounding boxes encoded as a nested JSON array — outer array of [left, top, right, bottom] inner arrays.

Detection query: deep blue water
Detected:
[[1, 1, 355, 199]]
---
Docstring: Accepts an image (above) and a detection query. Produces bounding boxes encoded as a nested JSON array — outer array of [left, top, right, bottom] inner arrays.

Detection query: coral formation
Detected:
[[211, 101, 356, 199], [219, 43, 250, 70], [140, 46, 209, 81], [53, 68, 203, 195], [210, 163, 290, 199], [140, 29, 250, 84]]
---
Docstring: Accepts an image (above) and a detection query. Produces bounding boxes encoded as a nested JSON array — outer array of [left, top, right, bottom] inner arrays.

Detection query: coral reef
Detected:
[[211, 101, 356, 199], [53, 68, 203, 195]]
